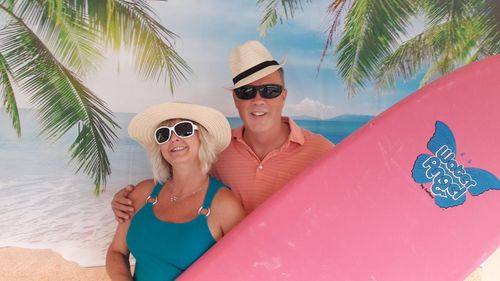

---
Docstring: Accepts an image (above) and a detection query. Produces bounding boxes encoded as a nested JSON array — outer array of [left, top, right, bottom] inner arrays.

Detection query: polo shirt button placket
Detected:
[[256, 164, 264, 177]]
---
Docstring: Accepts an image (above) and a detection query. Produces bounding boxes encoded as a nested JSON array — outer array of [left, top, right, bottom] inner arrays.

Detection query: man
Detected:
[[112, 40, 333, 220]]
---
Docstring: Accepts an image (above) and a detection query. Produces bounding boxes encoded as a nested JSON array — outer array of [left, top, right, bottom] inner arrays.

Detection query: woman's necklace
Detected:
[[168, 178, 208, 203]]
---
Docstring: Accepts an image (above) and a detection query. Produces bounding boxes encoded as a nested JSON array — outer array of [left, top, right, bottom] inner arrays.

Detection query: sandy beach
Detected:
[[0, 247, 110, 281]]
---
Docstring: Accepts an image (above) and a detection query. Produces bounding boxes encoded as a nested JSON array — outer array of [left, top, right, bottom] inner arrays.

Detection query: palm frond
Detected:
[[0, 18, 119, 193], [0, 0, 15, 9], [422, 0, 477, 71], [434, 18, 486, 76], [319, 0, 351, 68], [259, 0, 279, 37], [257, 0, 311, 36], [476, 0, 500, 55], [116, 0, 191, 91], [336, 0, 417, 96], [0, 51, 21, 136], [90, 0, 191, 91], [450, 17, 488, 63], [40, 0, 103, 75], [13, 0, 191, 91], [486, 0, 500, 39], [11, 0, 103, 75], [423, 0, 480, 26], [473, 27, 500, 57], [377, 17, 486, 89], [1, 0, 192, 192], [419, 63, 439, 87], [376, 24, 445, 89]]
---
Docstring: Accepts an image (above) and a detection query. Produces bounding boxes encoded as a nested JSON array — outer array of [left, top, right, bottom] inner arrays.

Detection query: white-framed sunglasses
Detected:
[[154, 120, 199, 145]]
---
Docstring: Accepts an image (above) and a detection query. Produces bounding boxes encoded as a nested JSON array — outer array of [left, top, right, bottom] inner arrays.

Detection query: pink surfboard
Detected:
[[180, 55, 500, 280]]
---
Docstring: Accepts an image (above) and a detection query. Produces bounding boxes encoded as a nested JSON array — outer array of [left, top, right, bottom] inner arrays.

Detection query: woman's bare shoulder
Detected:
[[210, 187, 245, 236], [212, 187, 246, 219]]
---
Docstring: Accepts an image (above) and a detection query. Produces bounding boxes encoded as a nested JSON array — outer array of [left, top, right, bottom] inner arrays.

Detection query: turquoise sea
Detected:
[[0, 109, 371, 266]]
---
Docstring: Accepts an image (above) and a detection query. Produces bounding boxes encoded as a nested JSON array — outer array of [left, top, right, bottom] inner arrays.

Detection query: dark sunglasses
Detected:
[[234, 84, 283, 100], [154, 121, 199, 144]]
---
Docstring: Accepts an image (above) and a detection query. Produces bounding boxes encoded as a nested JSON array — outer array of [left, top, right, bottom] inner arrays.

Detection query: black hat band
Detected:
[[232, 60, 279, 85]]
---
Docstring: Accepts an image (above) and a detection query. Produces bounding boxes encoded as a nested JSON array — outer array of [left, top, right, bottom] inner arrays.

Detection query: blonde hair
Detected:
[[148, 119, 220, 183]]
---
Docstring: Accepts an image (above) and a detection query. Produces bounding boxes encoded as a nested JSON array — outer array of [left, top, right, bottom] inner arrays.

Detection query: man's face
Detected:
[[233, 70, 287, 135]]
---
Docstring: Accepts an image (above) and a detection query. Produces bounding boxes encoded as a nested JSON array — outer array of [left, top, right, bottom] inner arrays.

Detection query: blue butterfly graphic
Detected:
[[411, 121, 500, 208]]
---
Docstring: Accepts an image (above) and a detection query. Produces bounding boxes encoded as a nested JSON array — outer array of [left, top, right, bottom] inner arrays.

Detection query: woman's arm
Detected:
[[106, 220, 133, 281], [209, 188, 246, 240], [106, 179, 155, 280]]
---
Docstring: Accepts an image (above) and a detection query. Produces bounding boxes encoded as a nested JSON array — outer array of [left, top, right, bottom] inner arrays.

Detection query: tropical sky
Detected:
[[12, 0, 423, 119]]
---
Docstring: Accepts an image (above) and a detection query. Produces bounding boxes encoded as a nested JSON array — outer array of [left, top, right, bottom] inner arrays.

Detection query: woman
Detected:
[[106, 102, 245, 281]]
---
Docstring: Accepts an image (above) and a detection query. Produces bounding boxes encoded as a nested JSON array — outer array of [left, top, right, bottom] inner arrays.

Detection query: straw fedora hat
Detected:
[[227, 40, 286, 90], [128, 102, 231, 154]]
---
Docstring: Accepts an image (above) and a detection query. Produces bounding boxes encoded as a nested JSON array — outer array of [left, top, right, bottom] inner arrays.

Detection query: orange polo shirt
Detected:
[[211, 117, 334, 213]]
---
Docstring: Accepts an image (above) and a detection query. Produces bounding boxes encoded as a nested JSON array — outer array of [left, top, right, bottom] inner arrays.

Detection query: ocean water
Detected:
[[0, 109, 369, 267]]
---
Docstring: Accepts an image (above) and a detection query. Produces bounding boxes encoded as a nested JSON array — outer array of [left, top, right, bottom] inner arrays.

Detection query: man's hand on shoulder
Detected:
[[111, 185, 135, 223]]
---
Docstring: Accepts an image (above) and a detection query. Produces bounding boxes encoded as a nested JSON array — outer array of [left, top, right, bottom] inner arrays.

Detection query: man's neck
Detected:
[[243, 119, 290, 160]]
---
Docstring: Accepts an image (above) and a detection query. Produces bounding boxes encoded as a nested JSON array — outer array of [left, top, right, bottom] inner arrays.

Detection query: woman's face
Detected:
[[157, 119, 201, 166]]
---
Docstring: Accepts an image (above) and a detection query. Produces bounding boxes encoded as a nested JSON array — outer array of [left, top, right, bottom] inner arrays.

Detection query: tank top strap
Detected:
[[201, 177, 224, 209], [150, 181, 164, 198]]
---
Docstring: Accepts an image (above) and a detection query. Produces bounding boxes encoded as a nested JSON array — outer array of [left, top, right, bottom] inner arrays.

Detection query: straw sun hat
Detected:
[[128, 102, 231, 154], [227, 40, 286, 90]]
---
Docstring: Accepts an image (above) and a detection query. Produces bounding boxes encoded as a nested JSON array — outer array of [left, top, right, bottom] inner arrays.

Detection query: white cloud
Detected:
[[284, 98, 336, 119]]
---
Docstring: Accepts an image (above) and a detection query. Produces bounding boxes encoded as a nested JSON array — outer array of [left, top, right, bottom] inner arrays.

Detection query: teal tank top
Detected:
[[126, 177, 223, 281]]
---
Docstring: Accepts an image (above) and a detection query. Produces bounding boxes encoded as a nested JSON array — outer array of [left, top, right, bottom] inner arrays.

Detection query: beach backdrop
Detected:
[[0, 109, 371, 267], [1, 0, 497, 279]]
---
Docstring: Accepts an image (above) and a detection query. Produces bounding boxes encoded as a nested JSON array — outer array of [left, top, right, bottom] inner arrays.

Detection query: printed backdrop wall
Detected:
[[0, 0, 423, 268]]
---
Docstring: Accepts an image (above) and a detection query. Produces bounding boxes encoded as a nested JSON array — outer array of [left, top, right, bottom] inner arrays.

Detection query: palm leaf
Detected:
[[1, 0, 193, 192], [259, 0, 279, 37], [422, 0, 481, 26], [13, 0, 191, 89], [418, 63, 440, 87], [377, 17, 486, 89], [335, 0, 417, 96], [319, 0, 351, 68], [0, 51, 21, 136], [114, 0, 191, 91], [430, 18, 487, 78], [0, 17, 119, 193], [12, 0, 103, 75], [257, 0, 311, 36], [87, 0, 191, 91], [487, 0, 500, 41], [472, 27, 500, 58], [475, 0, 500, 55], [421, 0, 477, 73], [39, 1, 104, 75], [376, 24, 445, 89], [4, 0, 14, 9]]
